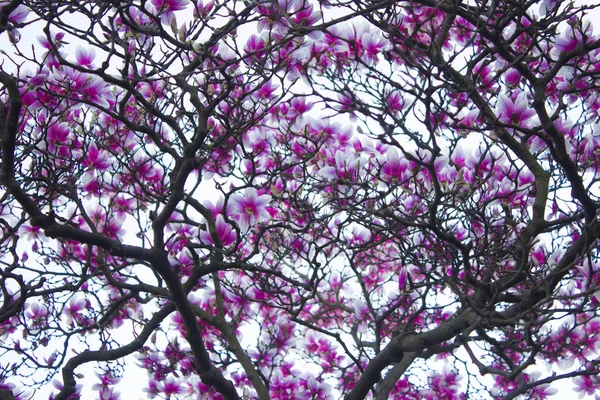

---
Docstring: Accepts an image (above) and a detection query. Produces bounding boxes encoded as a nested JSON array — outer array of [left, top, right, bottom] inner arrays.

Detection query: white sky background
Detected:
[[1, 1, 600, 399]]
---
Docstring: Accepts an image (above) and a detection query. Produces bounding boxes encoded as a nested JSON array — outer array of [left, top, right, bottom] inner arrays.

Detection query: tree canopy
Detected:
[[1, 0, 600, 398]]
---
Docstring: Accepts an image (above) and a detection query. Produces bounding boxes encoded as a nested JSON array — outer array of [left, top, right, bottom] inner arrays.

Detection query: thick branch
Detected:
[[153, 253, 241, 399], [345, 310, 480, 400], [374, 352, 420, 400], [191, 304, 271, 400]]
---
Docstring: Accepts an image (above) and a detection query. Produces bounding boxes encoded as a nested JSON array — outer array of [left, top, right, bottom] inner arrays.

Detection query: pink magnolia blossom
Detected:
[[75, 47, 96, 67], [244, 34, 267, 59], [474, 62, 495, 90], [160, 376, 183, 397], [348, 225, 372, 245], [554, 22, 592, 53], [450, 16, 475, 45], [360, 31, 390, 64], [320, 149, 363, 181], [92, 372, 121, 400], [82, 143, 111, 171], [291, 4, 321, 27], [398, 266, 409, 292], [111, 196, 135, 221], [150, 0, 190, 24], [203, 197, 225, 218], [381, 147, 410, 183], [254, 80, 279, 101], [289, 97, 313, 118], [193, 1, 213, 18], [20, 224, 46, 242], [46, 122, 73, 156], [228, 188, 272, 232], [386, 91, 405, 114], [573, 375, 600, 398], [63, 296, 88, 327], [25, 303, 48, 333], [37, 32, 66, 68], [199, 214, 236, 246], [496, 91, 536, 128], [7, 4, 29, 23]]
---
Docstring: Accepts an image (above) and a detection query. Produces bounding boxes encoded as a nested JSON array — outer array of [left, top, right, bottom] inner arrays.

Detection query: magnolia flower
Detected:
[[381, 147, 410, 183], [199, 214, 236, 246], [320, 149, 362, 181], [398, 267, 408, 292], [75, 47, 96, 67], [228, 188, 272, 232], [7, 4, 29, 23], [573, 375, 600, 398], [496, 92, 536, 128], [150, 0, 190, 25]]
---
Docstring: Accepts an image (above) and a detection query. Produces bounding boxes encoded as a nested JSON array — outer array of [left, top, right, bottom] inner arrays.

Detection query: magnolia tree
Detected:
[[1, 0, 600, 398]]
